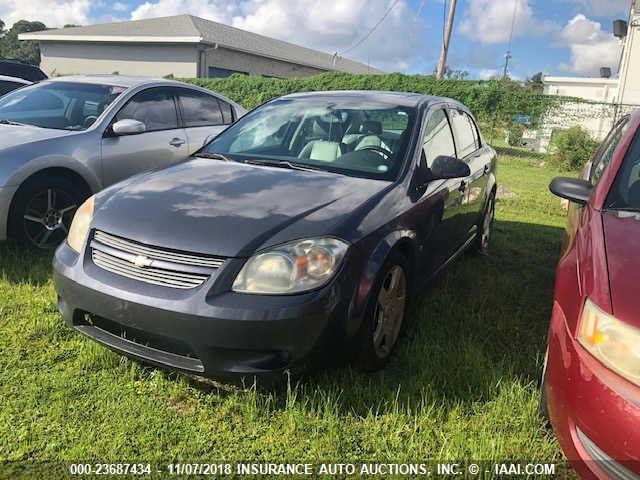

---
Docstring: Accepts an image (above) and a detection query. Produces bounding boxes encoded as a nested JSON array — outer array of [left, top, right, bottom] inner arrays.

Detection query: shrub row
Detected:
[[182, 72, 561, 126]]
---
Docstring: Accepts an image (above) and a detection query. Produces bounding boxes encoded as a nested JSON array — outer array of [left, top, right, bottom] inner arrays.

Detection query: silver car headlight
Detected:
[[232, 237, 349, 294], [67, 195, 95, 253]]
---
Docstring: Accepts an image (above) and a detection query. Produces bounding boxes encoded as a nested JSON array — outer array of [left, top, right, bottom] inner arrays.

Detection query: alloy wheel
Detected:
[[22, 188, 77, 248], [372, 265, 407, 359]]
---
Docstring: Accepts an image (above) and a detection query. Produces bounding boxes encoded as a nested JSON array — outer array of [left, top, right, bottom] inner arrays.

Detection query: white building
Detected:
[[19, 15, 383, 79]]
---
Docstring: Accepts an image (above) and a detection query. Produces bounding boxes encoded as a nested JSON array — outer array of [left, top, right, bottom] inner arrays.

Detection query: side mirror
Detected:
[[549, 177, 593, 205], [430, 155, 471, 180], [111, 119, 146, 136]]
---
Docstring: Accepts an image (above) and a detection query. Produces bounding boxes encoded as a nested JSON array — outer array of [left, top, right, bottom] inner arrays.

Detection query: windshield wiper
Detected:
[[0, 119, 27, 126], [245, 158, 324, 173], [193, 151, 232, 162]]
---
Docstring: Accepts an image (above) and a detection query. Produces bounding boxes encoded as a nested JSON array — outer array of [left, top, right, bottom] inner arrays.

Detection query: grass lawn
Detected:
[[0, 148, 576, 478]]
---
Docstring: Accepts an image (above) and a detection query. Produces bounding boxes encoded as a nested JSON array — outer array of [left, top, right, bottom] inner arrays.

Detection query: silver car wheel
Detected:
[[23, 188, 77, 248], [372, 265, 407, 359]]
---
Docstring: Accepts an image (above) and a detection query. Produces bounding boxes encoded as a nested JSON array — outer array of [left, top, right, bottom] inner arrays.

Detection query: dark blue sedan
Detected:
[[53, 91, 497, 380]]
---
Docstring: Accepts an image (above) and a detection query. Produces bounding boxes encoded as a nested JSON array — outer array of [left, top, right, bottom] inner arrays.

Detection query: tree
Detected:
[[432, 65, 469, 80], [525, 72, 544, 93], [0, 19, 47, 65]]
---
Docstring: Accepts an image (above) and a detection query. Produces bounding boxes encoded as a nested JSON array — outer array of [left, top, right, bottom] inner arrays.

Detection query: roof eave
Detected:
[[18, 33, 203, 43]]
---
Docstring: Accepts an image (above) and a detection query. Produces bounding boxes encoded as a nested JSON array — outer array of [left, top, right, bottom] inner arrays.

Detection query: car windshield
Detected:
[[0, 81, 126, 131], [606, 129, 640, 212], [203, 97, 417, 180]]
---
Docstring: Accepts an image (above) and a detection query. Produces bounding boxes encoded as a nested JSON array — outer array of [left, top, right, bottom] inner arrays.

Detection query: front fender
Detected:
[[3, 153, 101, 193], [346, 229, 416, 336]]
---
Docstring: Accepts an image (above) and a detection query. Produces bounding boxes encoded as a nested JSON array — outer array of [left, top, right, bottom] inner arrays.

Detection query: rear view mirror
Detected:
[[549, 177, 593, 205], [430, 155, 471, 180], [112, 119, 146, 135]]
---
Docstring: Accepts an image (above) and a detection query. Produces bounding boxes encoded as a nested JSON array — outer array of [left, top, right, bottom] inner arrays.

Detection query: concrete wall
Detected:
[[543, 77, 618, 102], [39, 41, 198, 77], [200, 45, 325, 78], [617, 4, 640, 104]]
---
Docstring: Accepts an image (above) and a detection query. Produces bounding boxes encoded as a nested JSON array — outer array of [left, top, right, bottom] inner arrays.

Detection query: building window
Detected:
[[207, 66, 248, 78]]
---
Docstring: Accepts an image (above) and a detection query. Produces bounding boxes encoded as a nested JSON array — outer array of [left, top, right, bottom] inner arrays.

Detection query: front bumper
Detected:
[[53, 241, 359, 380], [0, 185, 18, 241], [546, 301, 640, 479]]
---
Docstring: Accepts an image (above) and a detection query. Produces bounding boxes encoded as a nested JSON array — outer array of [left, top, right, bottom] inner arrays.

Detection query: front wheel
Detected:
[[8, 176, 84, 249], [354, 252, 409, 371]]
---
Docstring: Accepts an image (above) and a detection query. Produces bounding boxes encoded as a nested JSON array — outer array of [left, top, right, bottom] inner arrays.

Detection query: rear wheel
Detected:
[[474, 192, 495, 254], [9, 176, 85, 249], [354, 252, 409, 371]]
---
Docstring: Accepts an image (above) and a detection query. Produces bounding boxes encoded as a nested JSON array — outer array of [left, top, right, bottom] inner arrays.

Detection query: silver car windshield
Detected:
[[0, 82, 126, 131], [204, 98, 416, 181]]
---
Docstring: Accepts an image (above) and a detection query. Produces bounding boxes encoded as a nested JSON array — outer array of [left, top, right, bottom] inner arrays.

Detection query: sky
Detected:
[[0, 0, 633, 80]]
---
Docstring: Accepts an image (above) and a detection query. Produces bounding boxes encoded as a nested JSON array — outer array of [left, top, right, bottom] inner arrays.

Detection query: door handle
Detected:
[[169, 138, 185, 147], [483, 164, 490, 175], [458, 181, 467, 193]]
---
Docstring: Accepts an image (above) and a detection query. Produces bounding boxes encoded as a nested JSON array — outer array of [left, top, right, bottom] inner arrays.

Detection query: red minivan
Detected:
[[544, 112, 640, 479]]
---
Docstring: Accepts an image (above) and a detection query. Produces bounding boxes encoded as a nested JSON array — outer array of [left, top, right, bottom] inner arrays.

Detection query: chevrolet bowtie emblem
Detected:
[[133, 255, 153, 268]]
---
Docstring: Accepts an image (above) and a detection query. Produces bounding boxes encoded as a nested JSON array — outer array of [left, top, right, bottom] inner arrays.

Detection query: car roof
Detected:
[[279, 90, 464, 109], [44, 74, 188, 89], [0, 75, 32, 85], [0, 60, 47, 81]]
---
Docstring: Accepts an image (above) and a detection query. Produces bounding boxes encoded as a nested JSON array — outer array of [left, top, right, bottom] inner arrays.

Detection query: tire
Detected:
[[8, 175, 86, 249], [354, 251, 409, 372], [474, 191, 496, 254]]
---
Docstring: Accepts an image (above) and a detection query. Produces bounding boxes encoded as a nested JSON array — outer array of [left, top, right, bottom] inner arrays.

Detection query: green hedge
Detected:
[[182, 72, 561, 127]]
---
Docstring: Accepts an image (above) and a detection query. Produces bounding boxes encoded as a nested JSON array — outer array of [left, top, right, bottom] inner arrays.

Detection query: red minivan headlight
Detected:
[[578, 298, 640, 386]]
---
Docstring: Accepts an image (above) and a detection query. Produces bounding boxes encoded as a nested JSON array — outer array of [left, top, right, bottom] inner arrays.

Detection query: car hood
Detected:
[[0, 124, 72, 149], [602, 213, 640, 328], [93, 159, 389, 257]]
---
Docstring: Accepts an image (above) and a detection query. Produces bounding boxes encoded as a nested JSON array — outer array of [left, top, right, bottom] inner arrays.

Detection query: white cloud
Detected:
[[558, 14, 622, 75], [0, 0, 91, 28], [459, 0, 556, 45], [112, 2, 129, 12], [477, 68, 499, 80], [571, 0, 629, 16], [129, 0, 423, 71]]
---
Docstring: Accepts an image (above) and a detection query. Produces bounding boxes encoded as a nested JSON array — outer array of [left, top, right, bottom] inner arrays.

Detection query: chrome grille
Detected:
[[90, 231, 223, 289]]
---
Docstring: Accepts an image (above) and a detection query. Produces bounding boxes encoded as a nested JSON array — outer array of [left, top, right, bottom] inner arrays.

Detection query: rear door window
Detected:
[[176, 88, 225, 127], [116, 87, 178, 131]]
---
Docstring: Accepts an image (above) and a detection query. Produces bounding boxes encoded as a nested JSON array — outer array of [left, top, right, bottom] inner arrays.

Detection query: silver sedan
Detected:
[[0, 75, 245, 248]]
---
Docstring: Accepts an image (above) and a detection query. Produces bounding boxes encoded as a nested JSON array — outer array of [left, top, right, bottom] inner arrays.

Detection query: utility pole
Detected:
[[502, 51, 512, 79], [436, 0, 458, 79], [502, 0, 519, 79]]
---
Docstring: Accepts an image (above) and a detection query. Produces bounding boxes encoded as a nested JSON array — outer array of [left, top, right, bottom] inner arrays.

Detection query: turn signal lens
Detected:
[[67, 195, 95, 253], [578, 298, 640, 386]]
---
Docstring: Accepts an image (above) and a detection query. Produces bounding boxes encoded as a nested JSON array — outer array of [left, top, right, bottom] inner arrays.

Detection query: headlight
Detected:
[[67, 195, 95, 253], [578, 298, 640, 386], [232, 237, 348, 294]]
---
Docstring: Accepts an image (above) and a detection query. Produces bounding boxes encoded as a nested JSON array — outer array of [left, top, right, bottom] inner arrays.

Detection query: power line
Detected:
[[339, 0, 402, 56]]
